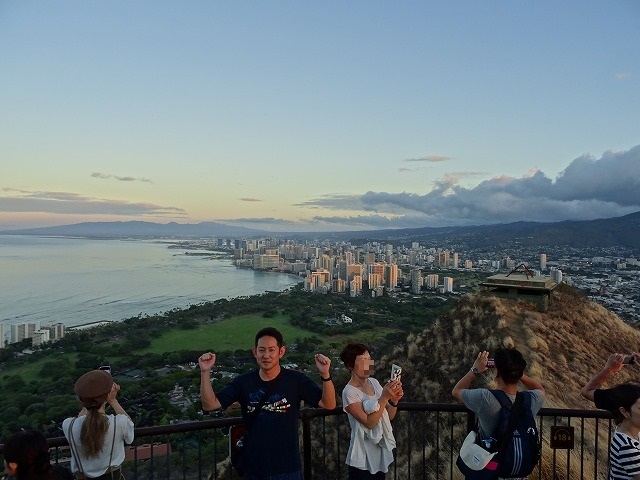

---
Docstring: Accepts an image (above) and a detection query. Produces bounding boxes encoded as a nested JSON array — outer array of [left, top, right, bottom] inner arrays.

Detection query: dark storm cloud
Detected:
[[0, 189, 186, 217], [300, 145, 640, 228]]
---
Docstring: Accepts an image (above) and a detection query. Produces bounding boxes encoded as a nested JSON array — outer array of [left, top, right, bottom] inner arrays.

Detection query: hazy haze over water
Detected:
[[0, 235, 301, 331]]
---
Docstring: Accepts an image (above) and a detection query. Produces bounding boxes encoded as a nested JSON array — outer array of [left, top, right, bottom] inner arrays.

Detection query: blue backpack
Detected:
[[489, 390, 541, 478]]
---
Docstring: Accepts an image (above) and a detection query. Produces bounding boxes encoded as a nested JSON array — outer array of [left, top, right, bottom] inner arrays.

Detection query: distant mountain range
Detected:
[[333, 211, 640, 250], [2, 211, 639, 250], [0, 220, 268, 238]]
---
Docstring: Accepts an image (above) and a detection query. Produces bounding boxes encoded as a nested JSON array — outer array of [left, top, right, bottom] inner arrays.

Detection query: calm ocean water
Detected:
[[0, 235, 301, 332]]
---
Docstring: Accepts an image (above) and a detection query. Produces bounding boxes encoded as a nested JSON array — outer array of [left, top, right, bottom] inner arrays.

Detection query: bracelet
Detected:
[[388, 400, 398, 407], [321, 374, 332, 382]]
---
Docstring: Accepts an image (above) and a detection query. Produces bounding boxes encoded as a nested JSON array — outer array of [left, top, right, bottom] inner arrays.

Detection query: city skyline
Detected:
[[1, 1, 639, 232]]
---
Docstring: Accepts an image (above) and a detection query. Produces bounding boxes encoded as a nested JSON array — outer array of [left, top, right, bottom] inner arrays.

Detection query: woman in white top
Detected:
[[62, 370, 134, 479], [340, 343, 403, 480], [607, 383, 640, 480]]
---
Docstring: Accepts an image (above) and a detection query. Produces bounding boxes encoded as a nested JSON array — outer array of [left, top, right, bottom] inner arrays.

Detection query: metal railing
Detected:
[[2, 404, 615, 480]]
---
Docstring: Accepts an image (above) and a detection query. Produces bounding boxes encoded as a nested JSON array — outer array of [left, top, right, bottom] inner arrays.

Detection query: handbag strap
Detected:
[[108, 415, 117, 480], [245, 371, 283, 431], [67, 417, 86, 475]]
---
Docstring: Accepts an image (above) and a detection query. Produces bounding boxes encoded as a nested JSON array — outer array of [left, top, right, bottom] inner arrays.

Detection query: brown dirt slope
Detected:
[[377, 286, 640, 479]]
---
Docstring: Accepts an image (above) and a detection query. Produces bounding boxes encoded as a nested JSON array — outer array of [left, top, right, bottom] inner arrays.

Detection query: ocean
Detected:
[[0, 235, 301, 334]]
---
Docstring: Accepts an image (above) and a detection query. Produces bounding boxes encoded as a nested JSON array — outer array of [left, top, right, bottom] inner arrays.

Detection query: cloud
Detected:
[[91, 172, 153, 183], [404, 155, 452, 163], [239, 198, 262, 202], [297, 145, 640, 228], [615, 72, 632, 80], [0, 189, 186, 217]]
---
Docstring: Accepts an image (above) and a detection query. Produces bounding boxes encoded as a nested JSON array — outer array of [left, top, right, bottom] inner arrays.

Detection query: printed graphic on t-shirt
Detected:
[[247, 390, 291, 414]]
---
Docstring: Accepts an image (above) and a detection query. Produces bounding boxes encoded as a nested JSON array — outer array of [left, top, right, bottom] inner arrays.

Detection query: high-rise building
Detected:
[[540, 254, 547, 271], [443, 276, 454, 293], [10, 322, 39, 344], [347, 264, 364, 283], [253, 254, 280, 270], [368, 273, 382, 290], [368, 263, 385, 282], [304, 269, 331, 293], [32, 329, 50, 346], [410, 269, 423, 294], [0, 323, 4, 348], [385, 264, 398, 291], [45, 323, 65, 341], [554, 269, 563, 284], [425, 274, 439, 289], [350, 275, 363, 296], [452, 252, 459, 268]]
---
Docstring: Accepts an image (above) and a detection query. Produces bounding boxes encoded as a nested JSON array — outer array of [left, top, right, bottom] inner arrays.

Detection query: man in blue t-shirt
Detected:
[[199, 327, 336, 480]]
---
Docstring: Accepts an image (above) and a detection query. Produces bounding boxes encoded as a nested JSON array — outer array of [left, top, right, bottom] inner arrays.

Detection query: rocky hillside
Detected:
[[378, 285, 640, 479]]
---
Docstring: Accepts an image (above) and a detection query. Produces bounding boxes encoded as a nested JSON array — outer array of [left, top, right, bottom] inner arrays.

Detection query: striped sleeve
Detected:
[[609, 431, 640, 480]]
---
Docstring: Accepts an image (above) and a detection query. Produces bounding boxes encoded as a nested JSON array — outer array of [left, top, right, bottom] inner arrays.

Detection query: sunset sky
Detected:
[[1, 1, 639, 232]]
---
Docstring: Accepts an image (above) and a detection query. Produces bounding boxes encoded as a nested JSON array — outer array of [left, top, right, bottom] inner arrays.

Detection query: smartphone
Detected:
[[623, 355, 636, 365], [487, 359, 495, 368], [99, 365, 112, 375], [391, 364, 402, 382]]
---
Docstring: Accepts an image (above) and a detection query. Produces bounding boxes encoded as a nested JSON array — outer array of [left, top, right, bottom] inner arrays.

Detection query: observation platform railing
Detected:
[[2, 403, 615, 480]]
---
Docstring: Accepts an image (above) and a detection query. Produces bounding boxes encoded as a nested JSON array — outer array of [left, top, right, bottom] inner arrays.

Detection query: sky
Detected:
[[1, 1, 639, 232]]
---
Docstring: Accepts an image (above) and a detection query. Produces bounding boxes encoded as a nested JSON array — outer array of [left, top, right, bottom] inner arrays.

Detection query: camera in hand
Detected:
[[623, 355, 636, 365], [486, 358, 495, 368]]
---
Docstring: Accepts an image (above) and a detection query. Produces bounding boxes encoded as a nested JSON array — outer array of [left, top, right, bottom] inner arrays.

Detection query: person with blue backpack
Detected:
[[452, 348, 545, 479]]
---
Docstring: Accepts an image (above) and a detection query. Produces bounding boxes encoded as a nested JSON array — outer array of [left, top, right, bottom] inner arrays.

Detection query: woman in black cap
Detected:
[[62, 370, 134, 479]]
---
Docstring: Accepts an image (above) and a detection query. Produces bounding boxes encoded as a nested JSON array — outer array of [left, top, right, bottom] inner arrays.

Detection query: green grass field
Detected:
[[140, 313, 400, 355], [140, 313, 319, 354], [0, 352, 78, 382]]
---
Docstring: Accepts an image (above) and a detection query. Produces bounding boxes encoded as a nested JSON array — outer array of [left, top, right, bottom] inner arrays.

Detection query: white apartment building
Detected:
[[540, 253, 547, 271], [10, 322, 40, 344], [32, 329, 51, 346], [45, 323, 65, 341]]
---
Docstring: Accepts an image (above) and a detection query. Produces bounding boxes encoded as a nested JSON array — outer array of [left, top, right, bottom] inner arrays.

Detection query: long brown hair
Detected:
[[80, 407, 109, 457]]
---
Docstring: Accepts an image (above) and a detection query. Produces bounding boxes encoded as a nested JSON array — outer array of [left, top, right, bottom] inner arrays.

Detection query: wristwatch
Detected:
[[470, 367, 481, 375]]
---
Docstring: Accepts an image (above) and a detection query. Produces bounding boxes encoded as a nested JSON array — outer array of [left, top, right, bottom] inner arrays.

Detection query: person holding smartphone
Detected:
[[339, 343, 403, 480], [62, 370, 134, 479], [581, 353, 640, 412]]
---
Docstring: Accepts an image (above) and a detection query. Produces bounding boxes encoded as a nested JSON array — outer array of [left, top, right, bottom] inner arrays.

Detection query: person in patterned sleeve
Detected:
[[199, 327, 336, 480], [600, 383, 640, 480]]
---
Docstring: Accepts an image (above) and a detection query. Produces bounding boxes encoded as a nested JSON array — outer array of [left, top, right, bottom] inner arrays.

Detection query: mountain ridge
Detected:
[[2, 211, 639, 248]]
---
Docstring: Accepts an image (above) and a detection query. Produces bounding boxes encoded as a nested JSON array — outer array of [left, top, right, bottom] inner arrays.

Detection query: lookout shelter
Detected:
[[480, 264, 558, 312]]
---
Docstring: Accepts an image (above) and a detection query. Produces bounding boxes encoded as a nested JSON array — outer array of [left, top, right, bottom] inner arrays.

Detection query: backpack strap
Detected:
[[490, 390, 526, 457]]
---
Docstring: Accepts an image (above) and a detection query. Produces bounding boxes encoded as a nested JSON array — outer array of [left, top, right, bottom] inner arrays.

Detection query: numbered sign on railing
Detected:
[[550, 426, 575, 449]]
